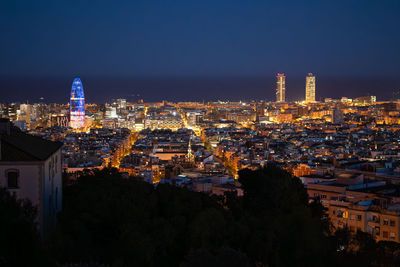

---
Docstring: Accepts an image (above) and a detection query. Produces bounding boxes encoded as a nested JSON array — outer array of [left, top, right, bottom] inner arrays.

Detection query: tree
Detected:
[[52, 166, 398, 266], [0, 188, 51, 267], [233, 165, 336, 266], [49, 168, 232, 266]]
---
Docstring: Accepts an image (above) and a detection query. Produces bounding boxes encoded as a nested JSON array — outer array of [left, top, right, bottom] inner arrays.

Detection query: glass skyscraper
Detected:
[[70, 78, 85, 129]]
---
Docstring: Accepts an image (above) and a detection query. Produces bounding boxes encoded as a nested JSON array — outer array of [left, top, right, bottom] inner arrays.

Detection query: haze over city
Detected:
[[1, 0, 400, 102]]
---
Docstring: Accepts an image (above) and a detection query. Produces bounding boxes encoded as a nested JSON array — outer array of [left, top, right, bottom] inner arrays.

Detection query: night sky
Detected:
[[1, 0, 400, 103]]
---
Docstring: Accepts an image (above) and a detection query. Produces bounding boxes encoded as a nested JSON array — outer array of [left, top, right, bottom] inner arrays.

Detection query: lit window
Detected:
[[390, 232, 396, 239]]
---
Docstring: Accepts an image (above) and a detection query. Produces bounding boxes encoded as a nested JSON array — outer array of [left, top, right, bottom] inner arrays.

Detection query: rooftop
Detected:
[[1, 121, 63, 161]]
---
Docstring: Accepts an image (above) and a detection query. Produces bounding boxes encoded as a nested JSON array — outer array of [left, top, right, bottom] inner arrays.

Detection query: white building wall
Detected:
[[0, 148, 62, 235], [42, 149, 62, 232], [0, 164, 41, 207]]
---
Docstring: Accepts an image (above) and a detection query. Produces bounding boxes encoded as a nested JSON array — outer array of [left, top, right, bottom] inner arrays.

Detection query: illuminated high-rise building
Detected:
[[305, 73, 316, 103], [276, 73, 286, 102], [19, 103, 31, 124], [7, 103, 18, 121], [116, 98, 127, 110], [70, 78, 85, 129], [104, 105, 118, 119]]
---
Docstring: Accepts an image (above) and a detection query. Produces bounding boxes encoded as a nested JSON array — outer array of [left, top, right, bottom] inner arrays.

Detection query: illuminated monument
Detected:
[[276, 73, 286, 102], [70, 78, 85, 129], [305, 73, 316, 103]]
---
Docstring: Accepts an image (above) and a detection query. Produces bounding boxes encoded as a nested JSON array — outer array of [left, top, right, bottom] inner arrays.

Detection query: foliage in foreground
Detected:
[[0, 188, 51, 267], [48, 167, 334, 266], [2, 166, 400, 266]]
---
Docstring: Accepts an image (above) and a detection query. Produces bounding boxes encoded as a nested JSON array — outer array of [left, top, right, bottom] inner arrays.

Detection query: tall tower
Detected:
[[276, 73, 286, 102], [186, 136, 194, 163], [70, 78, 85, 129], [305, 73, 316, 103]]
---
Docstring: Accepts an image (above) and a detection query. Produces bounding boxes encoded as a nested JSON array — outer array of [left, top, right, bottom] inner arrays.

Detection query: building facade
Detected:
[[328, 201, 400, 243], [307, 180, 400, 243], [0, 119, 63, 236]]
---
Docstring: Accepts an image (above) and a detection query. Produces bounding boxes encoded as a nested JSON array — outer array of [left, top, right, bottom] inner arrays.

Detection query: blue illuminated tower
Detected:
[[70, 78, 85, 129]]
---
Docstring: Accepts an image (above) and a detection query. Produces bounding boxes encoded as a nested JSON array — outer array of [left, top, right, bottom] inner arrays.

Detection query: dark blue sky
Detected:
[[1, 0, 400, 102]]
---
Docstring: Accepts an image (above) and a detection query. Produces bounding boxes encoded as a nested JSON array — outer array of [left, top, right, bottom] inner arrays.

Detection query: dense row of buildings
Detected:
[[1, 76, 400, 242]]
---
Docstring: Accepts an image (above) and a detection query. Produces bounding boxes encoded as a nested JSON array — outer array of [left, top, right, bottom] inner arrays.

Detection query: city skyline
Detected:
[[1, 74, 398, 104]]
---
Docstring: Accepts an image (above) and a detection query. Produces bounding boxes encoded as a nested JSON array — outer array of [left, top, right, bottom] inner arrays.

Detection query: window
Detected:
[[51, 157, 55, 177], [337, 210, 344, 218], [55, 156, 58, 173], [383, 231, 389, 238], [375, 226, 380, 236], [357, 215, 362, 221], [49, 195, 52, 215], [6, 170, 18, 188], [343, 211, 349, 219], [55, 187, 58, 210], [390, 232, 396, 240], [390, 220, 396, 227], [321, 194, 327, 199], [383, 219, 389, 225]]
